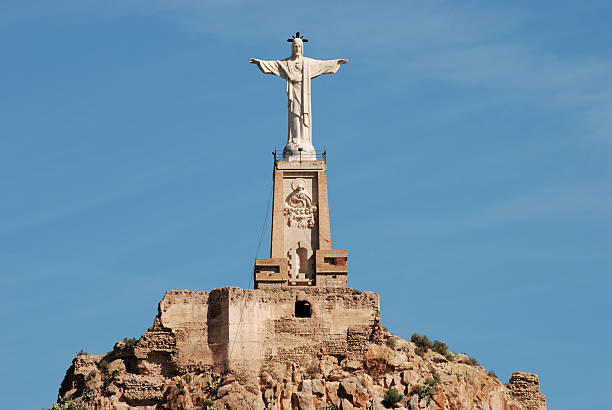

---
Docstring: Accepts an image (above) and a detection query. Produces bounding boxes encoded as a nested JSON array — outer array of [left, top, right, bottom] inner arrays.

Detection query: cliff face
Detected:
[[57, 288, 545, 409]]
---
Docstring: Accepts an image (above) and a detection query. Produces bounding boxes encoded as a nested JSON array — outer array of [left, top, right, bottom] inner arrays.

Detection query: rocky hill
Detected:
[[54, 287, 545, 409]]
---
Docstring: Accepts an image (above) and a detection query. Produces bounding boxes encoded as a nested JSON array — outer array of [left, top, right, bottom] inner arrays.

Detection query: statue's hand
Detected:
[[249, 58, 258, 64], [338, 59, 349, 64]]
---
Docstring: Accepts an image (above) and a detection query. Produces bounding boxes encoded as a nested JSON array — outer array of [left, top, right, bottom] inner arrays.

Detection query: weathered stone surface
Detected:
[[311, 379, 325, 397], [107, 359, 125, 374], [506, 371, 547, 410], [56, 287, 545, 410], [353, 382, 370, 408], [320, 355, 339, 377], [409, 393, 420, 409], [365, 344, 393, 377], [341, 397, 354, 409], [431, 386, 446, 409], [339, 377, 358, 401], [292, 390, 314, 410], [325, 381, 340, 406], [455, 353, 470, 364]]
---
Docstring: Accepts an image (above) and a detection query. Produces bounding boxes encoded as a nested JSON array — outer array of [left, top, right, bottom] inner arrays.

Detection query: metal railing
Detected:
[[272, 147, 327, 162]]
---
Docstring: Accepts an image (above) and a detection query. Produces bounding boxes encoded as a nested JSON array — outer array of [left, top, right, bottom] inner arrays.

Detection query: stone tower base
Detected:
[[147, 287, 380, 377]]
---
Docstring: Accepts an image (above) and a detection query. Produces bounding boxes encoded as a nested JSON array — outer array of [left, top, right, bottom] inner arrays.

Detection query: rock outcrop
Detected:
[[56, 288, 545, 409]]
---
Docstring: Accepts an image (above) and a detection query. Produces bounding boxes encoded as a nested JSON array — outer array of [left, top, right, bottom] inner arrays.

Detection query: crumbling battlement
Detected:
[[151, 287, 380, 378], [506, 372, 546, 410]]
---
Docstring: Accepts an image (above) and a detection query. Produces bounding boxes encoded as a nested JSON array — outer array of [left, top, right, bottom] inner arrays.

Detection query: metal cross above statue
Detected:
[[249, 32, 348, 160]]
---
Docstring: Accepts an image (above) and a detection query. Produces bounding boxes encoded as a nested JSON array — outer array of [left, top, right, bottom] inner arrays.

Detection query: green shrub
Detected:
[[76, 349, 87, 356], [82, 388, 95, 403], [430, 369, 441, 384], [178, 388, 186, 395], [207, 374, 222, 397], [45, 397, 86, 410], [432, 340, 455, 361], [411, 333, 433, 356], [381, 388, 403, 408], [410, 333, 433, 357], [467, 356, 479, 366], [386, 337, 396, 350], [326, 404, 339, 410], [412, 334, 457, 361], [411, 333, 433, 350], [432, 340, 447, 354], [122, 338, 138, 350], [488, 370, 498, 379], [417, 377, 440, 403]]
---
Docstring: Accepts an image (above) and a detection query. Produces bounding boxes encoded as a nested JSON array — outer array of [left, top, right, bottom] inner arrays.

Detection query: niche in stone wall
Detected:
[[295, 300, 312, 318], [297, 247, 308, 274]]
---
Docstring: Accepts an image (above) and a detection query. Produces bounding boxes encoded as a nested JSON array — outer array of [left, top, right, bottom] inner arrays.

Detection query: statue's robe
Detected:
[[254, 57, 343, 148]]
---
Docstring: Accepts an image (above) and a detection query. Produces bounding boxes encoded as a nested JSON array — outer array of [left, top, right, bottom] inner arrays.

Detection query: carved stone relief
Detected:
[[284, 178, 317, 229]]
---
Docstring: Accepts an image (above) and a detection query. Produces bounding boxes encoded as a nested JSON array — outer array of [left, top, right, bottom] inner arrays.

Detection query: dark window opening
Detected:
[[324, 257, 347, 266], [295, 301, 311, 318], [255, 265, 280, 274]]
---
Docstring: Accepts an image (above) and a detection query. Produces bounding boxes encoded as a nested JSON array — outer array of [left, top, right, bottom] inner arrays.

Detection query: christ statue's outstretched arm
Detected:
[[249, 58, 285, 78], [309, 58, 348, 79]]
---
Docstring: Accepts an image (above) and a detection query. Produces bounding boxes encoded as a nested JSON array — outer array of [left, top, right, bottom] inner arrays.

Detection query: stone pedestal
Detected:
[[282, 142, 317, 161], [254, 158, 348, 288]]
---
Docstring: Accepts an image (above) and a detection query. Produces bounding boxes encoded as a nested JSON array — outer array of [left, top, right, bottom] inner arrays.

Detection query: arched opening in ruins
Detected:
[[295, 300, 311, 318]]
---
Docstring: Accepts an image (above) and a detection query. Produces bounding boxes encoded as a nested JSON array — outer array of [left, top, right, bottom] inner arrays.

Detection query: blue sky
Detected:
[[1, 1, 611, 409]]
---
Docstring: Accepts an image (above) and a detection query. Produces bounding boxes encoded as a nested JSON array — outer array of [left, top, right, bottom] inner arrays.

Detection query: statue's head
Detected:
[[291, 38, 304, 58], [287, 32, 307, 58]]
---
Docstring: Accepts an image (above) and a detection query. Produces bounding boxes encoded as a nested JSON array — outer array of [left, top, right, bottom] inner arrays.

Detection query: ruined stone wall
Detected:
[[155, 290, 217, 373], [315, 273, 348, 288], [154, 287, 379, 379], [506, 372, 546, 410], [224, 287, 379, 377]]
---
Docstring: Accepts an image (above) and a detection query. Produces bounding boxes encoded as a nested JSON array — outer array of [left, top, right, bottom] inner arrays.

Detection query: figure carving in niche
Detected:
[[285, 178, 317, 229], [288, 243, 311, 279], [296, 247, 308, 274]]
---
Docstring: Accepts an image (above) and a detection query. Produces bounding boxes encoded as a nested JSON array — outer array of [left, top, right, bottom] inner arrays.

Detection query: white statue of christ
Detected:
[[249, 35, 348, 160]]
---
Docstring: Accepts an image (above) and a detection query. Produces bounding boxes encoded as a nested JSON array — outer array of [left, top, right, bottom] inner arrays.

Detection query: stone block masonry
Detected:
[[154, 287, 379, 377], [254, 159, 349, 288]]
